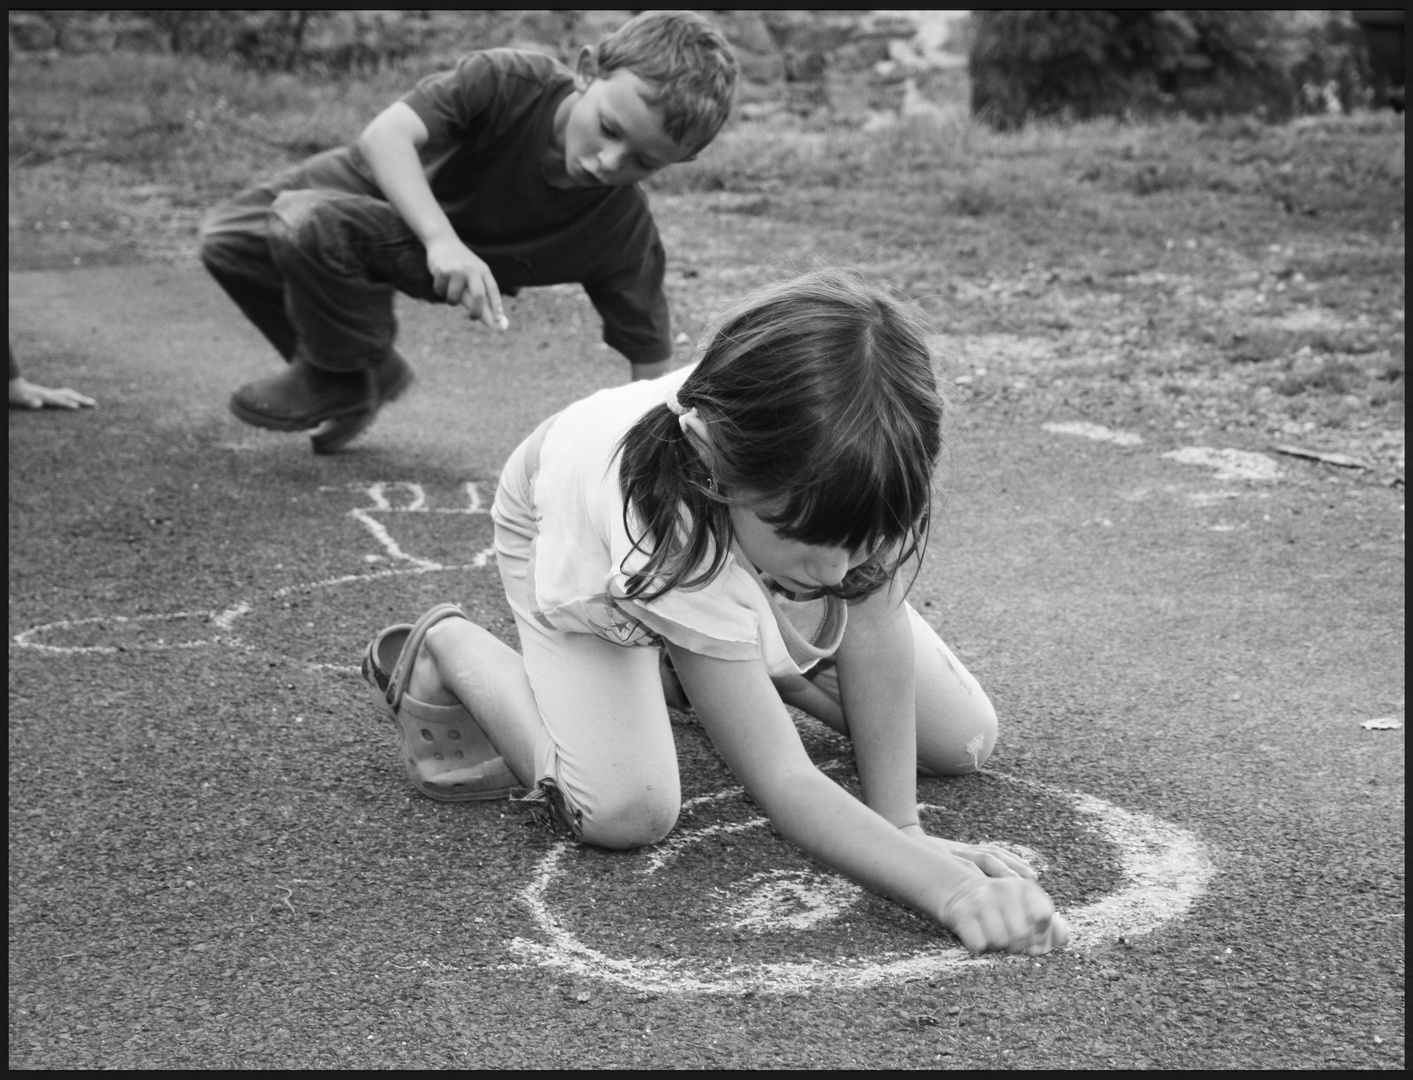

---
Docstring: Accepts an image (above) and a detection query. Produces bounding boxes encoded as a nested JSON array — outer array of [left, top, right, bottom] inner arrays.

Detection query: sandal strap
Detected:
[[385, 603, 470, 713]]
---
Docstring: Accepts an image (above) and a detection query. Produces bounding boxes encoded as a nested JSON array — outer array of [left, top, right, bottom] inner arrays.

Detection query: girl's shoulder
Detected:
[[534, 364, 695, 508], [551, 364, 695, 450]]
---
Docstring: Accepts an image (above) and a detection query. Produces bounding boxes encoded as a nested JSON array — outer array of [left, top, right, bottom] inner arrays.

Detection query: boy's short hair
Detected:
[[595, 10, 738, 153]]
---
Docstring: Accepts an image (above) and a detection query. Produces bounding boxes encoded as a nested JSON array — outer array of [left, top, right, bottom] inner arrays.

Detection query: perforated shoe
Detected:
[[361, 604, 522, 802]]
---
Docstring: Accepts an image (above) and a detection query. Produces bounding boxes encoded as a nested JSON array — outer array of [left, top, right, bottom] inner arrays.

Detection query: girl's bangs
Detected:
[[763, 448, 928, 554]]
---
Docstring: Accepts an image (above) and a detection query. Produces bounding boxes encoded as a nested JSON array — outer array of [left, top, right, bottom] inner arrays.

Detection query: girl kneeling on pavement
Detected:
[[361, 268, 1067, 956]]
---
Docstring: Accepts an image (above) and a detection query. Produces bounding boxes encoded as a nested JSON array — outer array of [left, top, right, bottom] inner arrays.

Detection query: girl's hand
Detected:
[[425, 237, 507, 330], [938, 870, 1068, 956], [907, 831, 1039, 880]]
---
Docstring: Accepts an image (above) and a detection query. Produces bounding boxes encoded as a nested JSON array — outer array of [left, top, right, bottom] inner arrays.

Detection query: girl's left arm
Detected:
[[832, 574, 923, 830], [836, 577, 1038, 880]]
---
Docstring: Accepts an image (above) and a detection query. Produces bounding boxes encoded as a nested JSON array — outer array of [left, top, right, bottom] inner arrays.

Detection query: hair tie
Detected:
[[665, 389, 700, 435]]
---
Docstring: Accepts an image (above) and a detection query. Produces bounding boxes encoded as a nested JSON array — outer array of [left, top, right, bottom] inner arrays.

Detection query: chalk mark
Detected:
[[11, 480, 496, 657], [510, 771, 1216, 994]]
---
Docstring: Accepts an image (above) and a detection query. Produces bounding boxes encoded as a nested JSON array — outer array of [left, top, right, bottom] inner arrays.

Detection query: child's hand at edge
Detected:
[[937, 869, 1069, 956], [425, 235, 508, 331], [9, 377, 96, 410]]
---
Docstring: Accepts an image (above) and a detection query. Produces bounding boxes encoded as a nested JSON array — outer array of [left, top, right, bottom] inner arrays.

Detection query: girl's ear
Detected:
[[574, 45, 599, 91], [678, 411, 718, 473]]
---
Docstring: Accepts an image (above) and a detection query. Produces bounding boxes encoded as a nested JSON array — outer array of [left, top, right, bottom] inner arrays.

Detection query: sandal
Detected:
[[361, 603, 523, 802]]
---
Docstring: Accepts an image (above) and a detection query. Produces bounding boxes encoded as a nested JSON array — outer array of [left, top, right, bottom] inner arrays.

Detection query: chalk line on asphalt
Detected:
[[11, 480, 495, 656], [509, 771, 1216, 995]]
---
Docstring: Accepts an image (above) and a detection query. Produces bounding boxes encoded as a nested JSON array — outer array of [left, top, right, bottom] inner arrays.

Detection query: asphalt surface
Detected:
[[8, 265, 1405, 1068]]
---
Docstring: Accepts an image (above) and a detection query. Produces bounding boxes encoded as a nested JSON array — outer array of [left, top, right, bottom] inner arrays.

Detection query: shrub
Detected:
[[970, 10, 1377, 129]]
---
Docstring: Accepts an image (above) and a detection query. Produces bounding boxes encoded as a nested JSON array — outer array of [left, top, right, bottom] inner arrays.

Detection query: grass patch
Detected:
[[8, 50, 419, 185]]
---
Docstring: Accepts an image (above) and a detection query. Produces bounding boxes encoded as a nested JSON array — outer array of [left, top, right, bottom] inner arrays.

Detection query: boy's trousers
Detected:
[[199, 149, 443, 373]]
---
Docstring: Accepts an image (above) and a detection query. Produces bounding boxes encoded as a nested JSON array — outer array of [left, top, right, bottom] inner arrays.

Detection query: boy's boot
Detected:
[[310, 350, 416, 454], [229, 354, 374, 432]]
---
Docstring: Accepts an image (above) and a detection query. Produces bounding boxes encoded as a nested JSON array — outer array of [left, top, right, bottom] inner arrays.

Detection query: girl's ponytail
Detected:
[[617, 399, 731, 601]]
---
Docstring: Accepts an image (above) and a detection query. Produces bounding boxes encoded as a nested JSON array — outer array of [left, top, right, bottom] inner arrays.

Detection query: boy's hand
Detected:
[[938, 871, 1068, 956], [425, 236, 508, 330]]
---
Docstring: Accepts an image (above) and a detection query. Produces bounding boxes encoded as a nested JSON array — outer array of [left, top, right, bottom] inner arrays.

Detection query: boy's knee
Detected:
[[198, 214, 243, 273], [577, 785, 680, 850], [921, 695, 998, 777], [268, 190, 332, 250]]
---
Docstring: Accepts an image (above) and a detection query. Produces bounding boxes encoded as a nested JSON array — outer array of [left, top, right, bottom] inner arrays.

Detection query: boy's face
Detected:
[[560, 50, 697, 187]]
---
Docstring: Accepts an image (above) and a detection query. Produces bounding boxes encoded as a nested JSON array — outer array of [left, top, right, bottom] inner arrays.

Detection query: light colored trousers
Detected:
[[491, 420, 997, 849]]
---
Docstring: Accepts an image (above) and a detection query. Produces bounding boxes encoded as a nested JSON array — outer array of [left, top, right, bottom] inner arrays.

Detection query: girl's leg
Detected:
[[404, 431, 681, 850], [775, 604, 997, 775], [406, 616, 680, 849], [409, 617, 682, 844], [514, 612, 681, 848]]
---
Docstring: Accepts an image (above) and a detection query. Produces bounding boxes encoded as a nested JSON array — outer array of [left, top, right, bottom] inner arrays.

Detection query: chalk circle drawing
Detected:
[[10, 481, 496, 660], [511, 770, 1215, 995]]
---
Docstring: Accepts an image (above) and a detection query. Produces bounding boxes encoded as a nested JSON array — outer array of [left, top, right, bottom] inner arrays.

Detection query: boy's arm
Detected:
[[667, 641, 1066, 955], [357, 102, 507, 329], [583, 230, 673, 377]]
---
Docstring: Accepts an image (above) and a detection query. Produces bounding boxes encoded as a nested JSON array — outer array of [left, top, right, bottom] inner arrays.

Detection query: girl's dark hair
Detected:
[[617, 268, 946, 602]]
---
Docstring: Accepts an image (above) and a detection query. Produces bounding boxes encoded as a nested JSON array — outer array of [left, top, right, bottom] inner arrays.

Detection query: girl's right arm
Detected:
[[667, 642, 1067, 956], [356, 102, 506, 328]]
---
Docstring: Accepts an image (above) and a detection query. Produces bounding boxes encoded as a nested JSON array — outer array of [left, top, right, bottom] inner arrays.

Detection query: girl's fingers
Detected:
[[991, 847, 1039, 879], [948, 841, 1033, 879], [1039, 912, 1069, 952], [953, 880, 1064, 955], [1016, 888, 1063, 954], [971, 852, 1020, 878], [951, 912, 992, 956]]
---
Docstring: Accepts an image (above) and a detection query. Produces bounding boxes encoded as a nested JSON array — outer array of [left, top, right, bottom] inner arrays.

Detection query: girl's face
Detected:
[[728, 496, 874, 593]]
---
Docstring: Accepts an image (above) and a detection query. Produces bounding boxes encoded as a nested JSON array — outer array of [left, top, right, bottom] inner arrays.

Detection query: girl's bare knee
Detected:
[[920, 696, 998, 776], [579, 788, 680, 850]]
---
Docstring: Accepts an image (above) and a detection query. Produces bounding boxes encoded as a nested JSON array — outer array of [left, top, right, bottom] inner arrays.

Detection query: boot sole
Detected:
[[228, 395, 370, 432], [310, 362, 416, 454]]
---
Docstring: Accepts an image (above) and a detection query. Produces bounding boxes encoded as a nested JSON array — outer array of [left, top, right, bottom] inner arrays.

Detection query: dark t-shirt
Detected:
[[382, 49, 671, 365]]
